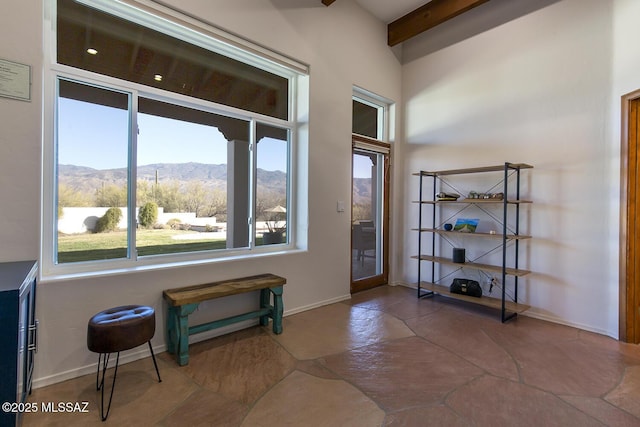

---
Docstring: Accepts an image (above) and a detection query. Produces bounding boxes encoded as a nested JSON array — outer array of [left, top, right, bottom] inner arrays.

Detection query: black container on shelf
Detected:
[[452, 248, 465, 263]]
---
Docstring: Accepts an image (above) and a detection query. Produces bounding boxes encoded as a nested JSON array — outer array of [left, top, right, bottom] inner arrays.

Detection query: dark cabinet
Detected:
[[0, 261, 38, 427]]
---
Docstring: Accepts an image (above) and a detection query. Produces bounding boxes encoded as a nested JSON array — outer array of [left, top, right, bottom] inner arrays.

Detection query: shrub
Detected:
[[94, 207, 122, 233], [167, 218, 182, 229], [138, 202, 158, 228]]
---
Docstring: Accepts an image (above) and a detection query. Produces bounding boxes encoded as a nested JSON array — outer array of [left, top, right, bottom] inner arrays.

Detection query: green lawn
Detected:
[[57, 229, 229, 263]]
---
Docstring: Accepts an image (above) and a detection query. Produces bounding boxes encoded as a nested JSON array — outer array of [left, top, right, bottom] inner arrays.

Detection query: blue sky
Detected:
[[58, 97, 372, 178], [58, 98, 287, 172], [57, 98, 129, 170], [353, 154, 373, 179]]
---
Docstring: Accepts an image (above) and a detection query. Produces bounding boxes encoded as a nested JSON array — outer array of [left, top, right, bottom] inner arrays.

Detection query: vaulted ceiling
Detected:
[[322, 0, 490, 46]]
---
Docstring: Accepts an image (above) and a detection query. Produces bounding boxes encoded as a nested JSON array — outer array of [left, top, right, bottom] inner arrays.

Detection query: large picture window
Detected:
[[44, 0, 304, 277]]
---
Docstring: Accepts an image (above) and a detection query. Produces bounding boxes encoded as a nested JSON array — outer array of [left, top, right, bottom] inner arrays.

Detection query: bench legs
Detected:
[[167, 286, 284, 366], [270, 286, 284, 334], [260, 289, 270, 327], [260, 286, 284, 334], [166, 303, 198, 366]]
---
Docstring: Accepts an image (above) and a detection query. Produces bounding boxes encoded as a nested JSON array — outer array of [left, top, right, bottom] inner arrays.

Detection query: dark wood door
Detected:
[[621, 92, 640, 343]]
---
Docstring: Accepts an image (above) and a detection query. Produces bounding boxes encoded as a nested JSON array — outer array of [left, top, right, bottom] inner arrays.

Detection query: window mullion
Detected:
[[249, 120, 257, 249], [129, 92, 138, 260]]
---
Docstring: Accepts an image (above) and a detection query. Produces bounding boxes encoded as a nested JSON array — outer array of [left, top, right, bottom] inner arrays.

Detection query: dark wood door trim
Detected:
[[620, 89, 640, 342], [350, 139, 390, 293]]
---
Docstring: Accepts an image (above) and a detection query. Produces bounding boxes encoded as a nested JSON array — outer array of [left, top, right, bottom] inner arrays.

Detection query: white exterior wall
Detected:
[[58, 207, 216, 234], [400, 0, 638, 338], [0, 0, 402, 387]]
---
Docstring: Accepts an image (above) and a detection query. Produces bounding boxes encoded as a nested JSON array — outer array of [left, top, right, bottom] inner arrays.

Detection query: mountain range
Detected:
[[59, 162, 286, 194], [59, 163, 371, 203]]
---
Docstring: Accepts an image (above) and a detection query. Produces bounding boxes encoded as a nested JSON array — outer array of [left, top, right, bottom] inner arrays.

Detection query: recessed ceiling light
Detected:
[[154, 74, 163, 82], [86, 48, 98, 55]]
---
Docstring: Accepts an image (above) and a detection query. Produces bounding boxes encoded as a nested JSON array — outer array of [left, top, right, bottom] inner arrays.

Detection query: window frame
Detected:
[[352, 90, 387, 142], [350, 87, 393, 293], [42, 0, 306, 280]]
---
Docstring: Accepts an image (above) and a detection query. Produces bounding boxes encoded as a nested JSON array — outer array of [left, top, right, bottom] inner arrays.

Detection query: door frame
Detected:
[[350, 135, 390, 293], [620, 89, 640, 343]]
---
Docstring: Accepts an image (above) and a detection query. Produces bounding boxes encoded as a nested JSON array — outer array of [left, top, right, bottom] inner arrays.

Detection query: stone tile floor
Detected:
[[23, 285, 640, 426]]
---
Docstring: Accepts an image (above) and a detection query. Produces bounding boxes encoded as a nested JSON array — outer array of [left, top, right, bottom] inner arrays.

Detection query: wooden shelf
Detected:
[[413, 163, 533, 177], [411, 255, 531, 277], [412, 228, 532, 240], [420, 282, 530, 314], [413, 199, 532, 204], [461, 198, 532, 204]]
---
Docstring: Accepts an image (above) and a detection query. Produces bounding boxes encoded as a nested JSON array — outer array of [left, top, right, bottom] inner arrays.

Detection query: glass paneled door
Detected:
[[351, 140, 389, 292]]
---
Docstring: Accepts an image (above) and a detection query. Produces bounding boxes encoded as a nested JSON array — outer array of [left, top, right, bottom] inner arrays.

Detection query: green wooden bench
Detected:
[[163, 273, 286, 366]]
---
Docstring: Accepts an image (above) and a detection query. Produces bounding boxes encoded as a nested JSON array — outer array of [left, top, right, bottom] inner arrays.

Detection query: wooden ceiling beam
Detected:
[[322, 0, 336, 6], [388, 0, 490, 46]]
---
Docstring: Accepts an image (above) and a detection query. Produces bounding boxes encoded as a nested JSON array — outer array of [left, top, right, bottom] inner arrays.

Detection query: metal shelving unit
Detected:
[[412, 163, 532, 322]]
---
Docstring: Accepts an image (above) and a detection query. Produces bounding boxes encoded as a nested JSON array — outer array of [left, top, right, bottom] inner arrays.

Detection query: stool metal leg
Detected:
[[96, 353, 105, 391], [148, 342, 162, 383], [94, 345, 161, 421], [97, 352, 120, 421], [96, 352, 112, 391]]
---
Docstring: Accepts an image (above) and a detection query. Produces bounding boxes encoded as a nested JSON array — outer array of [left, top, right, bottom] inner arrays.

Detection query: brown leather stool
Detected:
[[87, 305, 161, 421]]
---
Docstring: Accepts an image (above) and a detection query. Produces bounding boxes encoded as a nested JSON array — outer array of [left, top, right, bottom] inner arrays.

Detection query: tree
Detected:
[[352, 202, 372, 221], [94, 207, 123, 233], [58, 183, 93, 208], [138, 202, 158, 228], [58, 183, 93, 219], [95, 183, 127, 207], [256, 191, 286, 221], [202, 189, 227, 221], [183, 181, 208, 217], [155, 181, 182, 213], [136, 180, 153, 206]]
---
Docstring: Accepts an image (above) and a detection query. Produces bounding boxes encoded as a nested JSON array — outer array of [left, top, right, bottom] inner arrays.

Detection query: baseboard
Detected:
[[388, 280, 408, 287], [32, 343, 166, 390], [521, 310, 616, 339], [283, 293, 352, 316], [393, 281, 416, 289], [32, 294, 353, 390]]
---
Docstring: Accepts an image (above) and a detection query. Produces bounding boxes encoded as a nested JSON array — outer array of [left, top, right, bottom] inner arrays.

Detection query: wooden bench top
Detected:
[[163, 273, 286, 307]]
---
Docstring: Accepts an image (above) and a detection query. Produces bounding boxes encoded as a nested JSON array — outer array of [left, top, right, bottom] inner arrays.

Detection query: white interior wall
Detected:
[[0, 0, 402, 387], [400, 0, 640, 338], [5, 0, 639, 389], [610, 0, 640, 337]]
